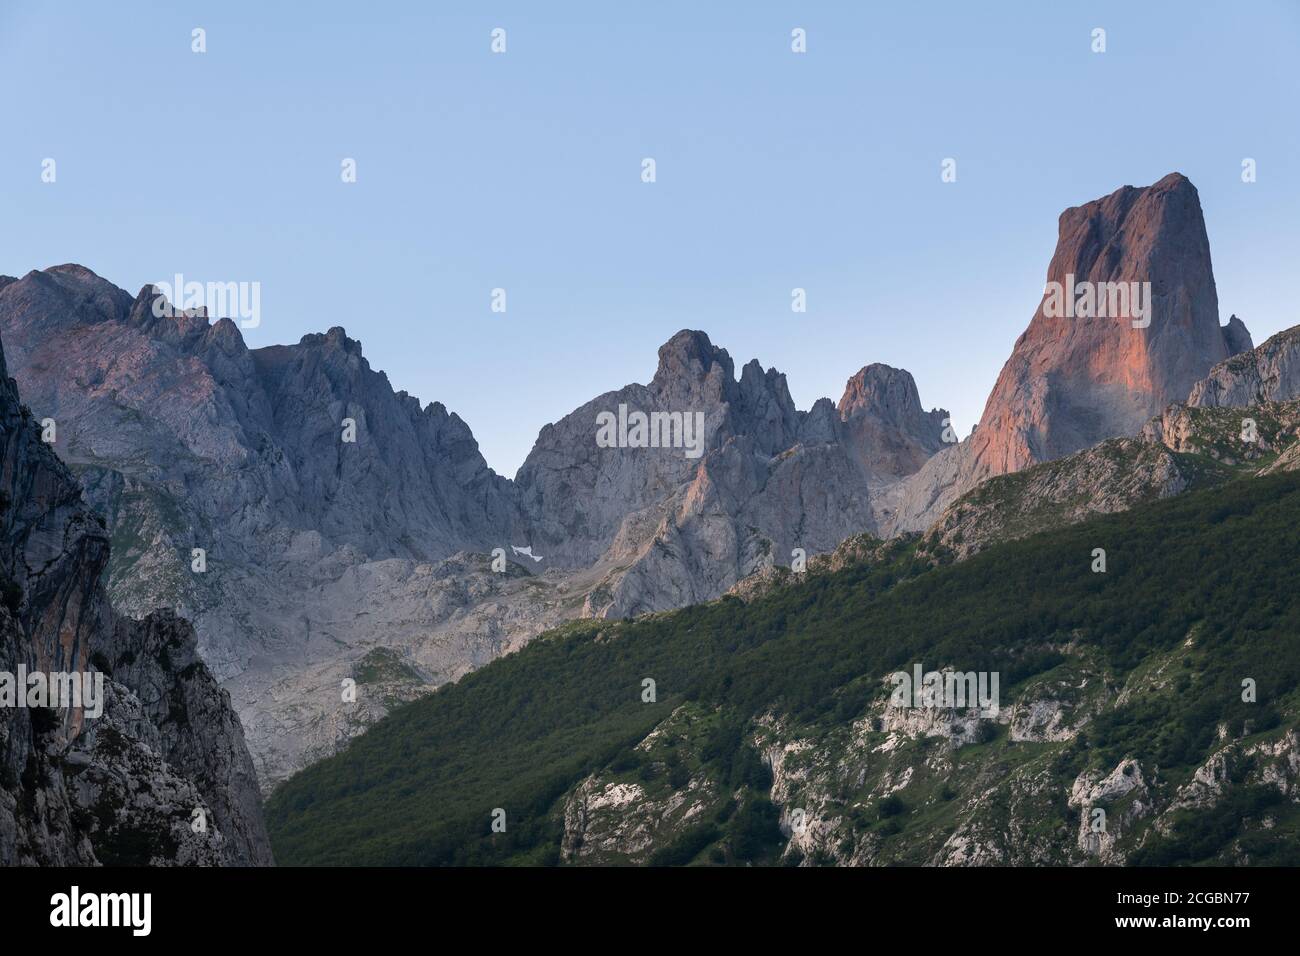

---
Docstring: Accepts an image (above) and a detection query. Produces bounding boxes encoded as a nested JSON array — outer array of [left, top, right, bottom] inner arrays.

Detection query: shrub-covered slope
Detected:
[[267, 473, 1300, 866]]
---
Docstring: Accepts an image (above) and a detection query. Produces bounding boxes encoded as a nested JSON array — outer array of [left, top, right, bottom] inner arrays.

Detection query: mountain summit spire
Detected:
[[968, 172, 1235, 475]]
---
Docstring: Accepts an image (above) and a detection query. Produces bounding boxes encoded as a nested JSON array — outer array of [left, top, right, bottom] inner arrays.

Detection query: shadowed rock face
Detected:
[[0, 326, 271, 866], [887, 173, 1250, 534], [1220, 315, 1254, 358], [839, 364, 950, 478]]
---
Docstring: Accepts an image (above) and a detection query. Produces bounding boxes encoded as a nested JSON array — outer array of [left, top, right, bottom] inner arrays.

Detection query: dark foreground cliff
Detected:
[[0, 328, 272, 866]]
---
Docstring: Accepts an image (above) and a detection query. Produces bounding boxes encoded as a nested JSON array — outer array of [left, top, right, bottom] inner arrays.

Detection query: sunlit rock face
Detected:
[[889, 173, 1247, 534]]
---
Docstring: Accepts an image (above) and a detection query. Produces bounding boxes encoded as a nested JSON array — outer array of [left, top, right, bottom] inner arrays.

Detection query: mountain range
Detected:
[[0, 268, 963, 787], [5, 172, 1299, 867]]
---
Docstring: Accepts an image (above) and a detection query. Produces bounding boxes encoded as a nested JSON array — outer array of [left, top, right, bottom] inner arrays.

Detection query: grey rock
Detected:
[[0, 324, 271, 866], [1221, 314, 1254, 357], [838, 363, 949, 478], [1, 275, 954, 787], [1188, 324, 1300, 408]]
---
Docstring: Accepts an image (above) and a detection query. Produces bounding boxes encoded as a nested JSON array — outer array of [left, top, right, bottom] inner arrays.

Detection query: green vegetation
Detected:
[[353, 647, 425, 686], [646, 823, 720, 866], [1133, 785, 1300, 866], [266, 472, 1300, 865]]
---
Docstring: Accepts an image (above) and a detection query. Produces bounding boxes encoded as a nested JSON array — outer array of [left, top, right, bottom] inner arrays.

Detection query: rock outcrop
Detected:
[[838, 364, 951, 478], [520, 330, 949, 617], [971, 172, 1231, 472], [1221, 315, 1254, 357], [0, 325, 271, 865], [888, 174, 1249, 534], [919, 398, 1300, 561], [1188, 324, 1300, 408], [919, 438, 1194, 561]]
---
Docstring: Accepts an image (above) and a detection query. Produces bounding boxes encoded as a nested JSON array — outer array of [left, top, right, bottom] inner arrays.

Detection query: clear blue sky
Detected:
[[2, 1, 1297, 476]]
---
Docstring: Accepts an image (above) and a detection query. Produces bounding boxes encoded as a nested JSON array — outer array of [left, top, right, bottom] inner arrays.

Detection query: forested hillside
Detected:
[[267, 472, 1300, 866]]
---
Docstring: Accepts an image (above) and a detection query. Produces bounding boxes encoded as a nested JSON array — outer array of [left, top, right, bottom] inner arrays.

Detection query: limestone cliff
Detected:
[[0, 326, 271, 865]]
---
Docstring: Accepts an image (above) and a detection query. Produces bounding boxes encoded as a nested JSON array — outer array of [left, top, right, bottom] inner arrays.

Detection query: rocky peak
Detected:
[[125, 283, 226, 356], [840, 364, 943, 429], [0, 267, 129, 339], [38, 265, 132, 323], [799, 397, 841, 445], [647, 330, 739, 422], [1221, 315, 1254, 357], [651, 329, 733, 389], [885, 174, 1242, 536], [299, 325, 365, 357], [1, 265, 518, 564], [736, 359, 801, 455], [966, 172, 1229, 477], [837, 364, 949, 478]]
